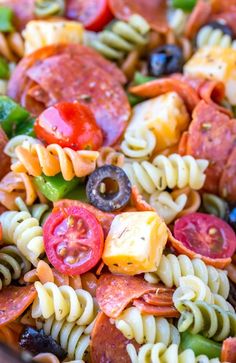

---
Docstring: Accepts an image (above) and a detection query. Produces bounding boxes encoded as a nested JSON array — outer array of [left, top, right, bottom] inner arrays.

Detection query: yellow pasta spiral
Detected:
[[0, 211, 44, 266], [115, 307, 180, 346], [11, 144, 99, 181], [32, 282, 95, 325], [97, 146, 124, 168], [34, 0, 65, 18], [0, 32, 24, 62], [121, 126, 156, 160], [196, 25, 236, 49], [144, 254, 230, 298]]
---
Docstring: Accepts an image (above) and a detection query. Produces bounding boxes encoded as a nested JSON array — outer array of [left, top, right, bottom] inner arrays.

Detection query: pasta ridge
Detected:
[[121, 126, 156, 159], [196, 25, 236, 49]]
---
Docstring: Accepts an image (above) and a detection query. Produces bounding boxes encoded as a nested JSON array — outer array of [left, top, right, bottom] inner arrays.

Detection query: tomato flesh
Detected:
[[34, 102, 103, 151], [43, 206, 104, 275], [174, 212, 236, 259]]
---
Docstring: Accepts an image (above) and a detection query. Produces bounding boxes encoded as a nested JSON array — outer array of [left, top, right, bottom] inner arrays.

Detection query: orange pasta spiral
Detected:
[[12, 144, 99, 181], [0, 32, 24, 62], [97, 146, 124, 168]]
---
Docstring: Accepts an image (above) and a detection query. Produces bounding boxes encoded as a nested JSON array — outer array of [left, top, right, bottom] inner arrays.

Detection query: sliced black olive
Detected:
[[19, 327, 66, 360], [226, 203, 236, 232], [86, 165, 131, 212], [205, 21, 234, 38], [148, 44, 184, 77]]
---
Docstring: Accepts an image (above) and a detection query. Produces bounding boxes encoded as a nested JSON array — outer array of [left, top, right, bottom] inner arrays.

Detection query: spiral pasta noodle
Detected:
[[121, 126, 156, 159], [123, 154, 209, 194], [171, 187, 201, 218], [202, 193, 227, 219], [0, 32, 24, 62], [173, 276, 234, 313], [36, 316, 94, 361], [11, 143, 99, 181], [97, 146, 124, 168], [168, 9, 188, 36], [15, 196, 51, 226], [90, 14, 150, 60], [126, 343, 221, 363], [0, 245, 31, 290], [0, 211, 44, 266], [34, 0, 65, 17], [196, 25, 236, 49], [4, 135, 42, 163], [144, 254, 230, 298], [32, 282, 95, 325], [149, 190, 187, 224], [177, 300, 236, 341]]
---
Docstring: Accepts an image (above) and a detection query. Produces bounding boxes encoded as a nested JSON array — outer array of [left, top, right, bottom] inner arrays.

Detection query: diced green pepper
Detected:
[[127, 92, 143, 106], [0, 7, 14, 32], [133, 72, 156, 85], [180, 332, 222, 359], [14, 116, 36, 137], [65, 184, 88, 202], [0, 57, 9, 79], [172, 0, 196, 11], [0, 96, 30, 137], [33, 173, 80, 202]]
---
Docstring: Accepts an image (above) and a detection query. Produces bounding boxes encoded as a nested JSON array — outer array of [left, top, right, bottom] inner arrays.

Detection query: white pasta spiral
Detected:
[[121, 126, 156, 159], [114, 307, 180, 346], [196, 25, 236, 49], [173, 276, 234, 313], [123, 154, 209, 194], [149, 191, 187, 224], [144, 254, 230, 299], [97, 146, 124, 168], [32, 282, 95, 325], [36, 316, 95, 361], [126, 343, 221, 363], [168, 9, 188, 36], [15, 196, 51, 226], [0, 211, 44, 266], [90, 14, 150, 60], [0, 245, 31, 290], [4, 135, 42, 163]]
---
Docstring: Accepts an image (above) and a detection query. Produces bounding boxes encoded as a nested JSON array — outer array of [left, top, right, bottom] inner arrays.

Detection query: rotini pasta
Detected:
[[126, 342, 221, 363], [115, 307, 180, 346], [0, 245, 31, 290], [4, 135, 42, 163], [0, 79, 8, 95], [15, 196, 51, 226], [32, 282, 95, 325], [173, 276, 234, 313], [196, 25, 236, 49], [11, 144, 99, 181], [144, 254, 230, 298], [121, 126, 156, 159], [0, 32, 24, 62], [168, 9, 188, 36], [34, 0, 65, 18], [123, 154, 209, 194], [177, 300, 236, 341], [36, 316, 94, 361], [97, 146, 124, 168], [172, 187, 201, 218], [149, 190, 187, 224], [90, 14, 150, 60], [202, 193, 227, 219], [0, 211, 44, 266]]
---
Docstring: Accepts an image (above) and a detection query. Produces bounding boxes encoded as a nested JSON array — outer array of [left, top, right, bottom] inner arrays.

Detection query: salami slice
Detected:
[[0, 127, 10, 180], [219, 148, 236, 201], [96, 274, 158, 318], [108, 0, 168, 33], [0, 285, 36, 326], [90, 312, 140, 363], [0, 0, 35, 31]]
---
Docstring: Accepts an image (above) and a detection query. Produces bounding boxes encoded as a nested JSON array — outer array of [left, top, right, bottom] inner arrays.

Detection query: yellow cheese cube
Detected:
[[23, 20, 84, 55], [184, 46, 236, 105], [102, 212, 168, 275], [127, 92, 189, 152]]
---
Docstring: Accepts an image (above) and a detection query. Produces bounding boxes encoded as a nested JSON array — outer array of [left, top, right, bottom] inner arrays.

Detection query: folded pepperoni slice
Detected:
[[0, 285, 36, 326], [96, 274, 158, 318], [184, 0, 212, 39], [133, 298, 180, 318], [108, 0, 168, 33], [90, 312, 140, 363], [0, 127, 10, 180]]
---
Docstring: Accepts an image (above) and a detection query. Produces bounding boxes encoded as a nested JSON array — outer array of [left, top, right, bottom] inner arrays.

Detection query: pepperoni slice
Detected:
[[131, 186, 155, 212], [219, 147, 236, 201], [0, 285, 36, 326], [133, 299, 180, 317], [0, 127, 10, 180], [184, 0, 212, 39], [221, 337, 236, 363], [96, 274, 158, 318], [90, 312, 140, 363], [108, 0, 168, 33]]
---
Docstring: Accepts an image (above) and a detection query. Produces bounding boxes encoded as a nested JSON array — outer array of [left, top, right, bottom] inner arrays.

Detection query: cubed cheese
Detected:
[[102, 212, 168, 275], [184, 46, 236, 105], [127, 92, 189, 152], [23, 20, 84, 55]]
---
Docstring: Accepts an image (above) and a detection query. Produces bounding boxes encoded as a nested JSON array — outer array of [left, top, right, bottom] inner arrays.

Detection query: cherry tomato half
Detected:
[[174, 212, 236, 260], [34, 102, 103, 151], [43, 206, 104, 276], [66, 0, 113, 31]]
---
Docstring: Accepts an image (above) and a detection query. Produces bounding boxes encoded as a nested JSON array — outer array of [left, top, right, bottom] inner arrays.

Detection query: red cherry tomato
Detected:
[[174, 212, 236, 261], [66, 0, 113, 31], [34, 102, 103, 151], [43, 206, 104, 276]]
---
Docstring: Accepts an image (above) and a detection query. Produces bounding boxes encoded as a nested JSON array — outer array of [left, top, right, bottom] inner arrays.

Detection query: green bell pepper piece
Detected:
[[0, 96, 30, 137], [172, 0, 196, 11], [65, 184, 88, 202], [0, 57, 9, 79], [14, 116, 36, 137], [180, 332, 222, 359], [127, 92, 143, 106], [133, 72, 156, 85], [0, 7, 14, 33], [34, 173, 80, 202]]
